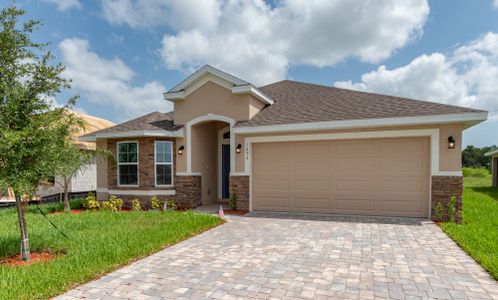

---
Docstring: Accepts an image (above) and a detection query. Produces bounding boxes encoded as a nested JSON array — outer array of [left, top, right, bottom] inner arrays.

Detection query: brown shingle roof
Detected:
[[236, 80, 484, 127], [91, 111, 180, 134]]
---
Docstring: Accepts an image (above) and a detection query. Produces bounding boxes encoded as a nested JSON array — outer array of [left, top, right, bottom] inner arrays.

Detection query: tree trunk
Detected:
[[14, 192, 30, 260], [63, 176, 70, 213]]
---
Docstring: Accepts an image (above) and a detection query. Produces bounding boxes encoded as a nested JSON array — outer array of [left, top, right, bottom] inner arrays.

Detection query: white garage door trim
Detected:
[[243, 128, 457, 217]]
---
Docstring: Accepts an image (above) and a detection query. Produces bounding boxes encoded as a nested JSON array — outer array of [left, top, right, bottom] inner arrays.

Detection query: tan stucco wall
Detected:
[[173, 81, 264, 125], [234, 123, 464, 173], [175, 135, 186, 173], [191, 122, 218, 204]]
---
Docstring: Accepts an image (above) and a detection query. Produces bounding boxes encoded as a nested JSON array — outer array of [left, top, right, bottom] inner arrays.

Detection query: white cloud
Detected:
[[335, 32, 498, 118], [493, 0, 498, 8], [59, 38, 170, 119], [43, 0, 81, 11], [99, 0, 429, 86], [100, 0, 221, 30]]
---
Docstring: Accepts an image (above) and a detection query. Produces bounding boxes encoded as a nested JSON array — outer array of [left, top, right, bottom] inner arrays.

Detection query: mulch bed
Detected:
[[0, 252, 62, 267], [223, 209, 248, 215], [49, 209, 86, 215]]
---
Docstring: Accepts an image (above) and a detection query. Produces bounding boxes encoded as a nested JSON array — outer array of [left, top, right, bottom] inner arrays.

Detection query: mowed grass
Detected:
[[0, 207, 222, 299], [440, 175, 498, 280]]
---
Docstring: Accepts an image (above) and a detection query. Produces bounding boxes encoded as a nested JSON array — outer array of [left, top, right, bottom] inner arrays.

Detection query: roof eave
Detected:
[[79, 129, 185, 142], [233, 112, 488, 134], [485, 149, 498, 156]]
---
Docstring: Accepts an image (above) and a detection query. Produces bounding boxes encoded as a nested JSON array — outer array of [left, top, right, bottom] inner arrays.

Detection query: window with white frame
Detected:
[[117, 142, 138, 186], [155, 141, 173, 186]]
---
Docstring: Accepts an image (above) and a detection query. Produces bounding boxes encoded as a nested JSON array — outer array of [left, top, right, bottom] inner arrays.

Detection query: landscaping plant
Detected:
[[229, 193, 237, 210], [151, 196, 164, 210], [82, 193, 100, 210], [0, 5, 80, 260], [131, 199, 141, 211], [101, 201, 115, 211], [166, 198, 176, 211], [109, 195, 123, 211], [434, 201, 443, 222]]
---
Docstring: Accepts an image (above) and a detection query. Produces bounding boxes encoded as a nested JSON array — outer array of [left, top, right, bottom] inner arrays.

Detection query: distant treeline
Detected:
[[462, 145, 496, 170]]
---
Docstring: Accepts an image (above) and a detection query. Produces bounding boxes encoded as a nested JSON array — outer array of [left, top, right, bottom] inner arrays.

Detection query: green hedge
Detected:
[[462, 167, 491, 178]]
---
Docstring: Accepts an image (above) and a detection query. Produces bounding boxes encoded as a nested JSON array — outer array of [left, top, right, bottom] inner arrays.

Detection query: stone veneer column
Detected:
[[431, 176, 463, 223], [230, 176, 249, 210], [174, 175, 202, 209]]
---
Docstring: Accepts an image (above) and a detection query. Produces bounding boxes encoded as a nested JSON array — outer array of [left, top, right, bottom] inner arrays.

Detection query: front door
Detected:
[[222, 144, 230, 199]]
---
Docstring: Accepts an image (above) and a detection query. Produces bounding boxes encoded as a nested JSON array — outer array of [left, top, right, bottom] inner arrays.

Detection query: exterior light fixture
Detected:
[[236, 144, 242, 154], [448, 136, 455, 149], [178, 145, 184, 155]]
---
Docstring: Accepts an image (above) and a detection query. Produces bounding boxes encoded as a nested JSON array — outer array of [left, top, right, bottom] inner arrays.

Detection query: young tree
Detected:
[[0, 5, 78, 260]]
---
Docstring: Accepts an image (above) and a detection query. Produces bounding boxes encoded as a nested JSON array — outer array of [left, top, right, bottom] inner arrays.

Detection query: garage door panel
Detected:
[[252, 137, 429, 217], [294, 159, 330, 174], [255, 195, 289, 210], [294, 179, 331, 193], [294, 196, 331, 210], [336, 157, 377, 173], [335, 198, 376, 211], [335, 180, 376, 192]]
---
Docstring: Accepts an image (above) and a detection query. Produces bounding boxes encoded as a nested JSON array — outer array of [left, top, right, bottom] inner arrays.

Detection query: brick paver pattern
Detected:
[[55, 213, 498, 299]]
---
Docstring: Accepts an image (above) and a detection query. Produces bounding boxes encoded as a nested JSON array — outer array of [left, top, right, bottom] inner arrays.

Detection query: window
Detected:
[[117, 142, 138, 186], [155, 141, 173, 186]]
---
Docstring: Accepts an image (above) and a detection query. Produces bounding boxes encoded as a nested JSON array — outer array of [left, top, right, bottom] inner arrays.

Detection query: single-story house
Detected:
[[485, 149, 498, 187], [81, 65, 487, 221]]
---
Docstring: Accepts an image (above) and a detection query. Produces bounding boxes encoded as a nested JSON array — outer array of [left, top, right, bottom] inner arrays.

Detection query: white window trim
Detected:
[[97, 188, 175, 196], [117, 141, 139, 187], [154, 140, 174, 187]]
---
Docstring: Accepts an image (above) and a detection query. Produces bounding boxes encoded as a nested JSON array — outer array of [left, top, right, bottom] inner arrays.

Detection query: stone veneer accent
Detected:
[[230, 175, 249, 210], [431, 175, 463, 223], [174, 175, 202, 209]]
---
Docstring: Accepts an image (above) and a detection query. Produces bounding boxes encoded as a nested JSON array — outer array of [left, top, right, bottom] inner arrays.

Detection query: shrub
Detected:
[[151, 196, 164, 210], [462, 167, 490, 178], [166, 198, 176, 211], [83, 193, 100, 210], [131, 199, 141, 211], [109, 195, 123, 211], [447, 195, 457, 223], [229, 193, 237, 210], [434, 202, 443, 222], [70, 198, 84, 209], [101, 201, 115, 211]]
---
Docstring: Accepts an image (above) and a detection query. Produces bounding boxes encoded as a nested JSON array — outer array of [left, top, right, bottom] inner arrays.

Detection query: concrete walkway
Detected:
[[55, 213, 497, 299]]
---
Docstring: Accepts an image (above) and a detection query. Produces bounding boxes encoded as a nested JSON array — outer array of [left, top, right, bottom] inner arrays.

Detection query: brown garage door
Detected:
[[252, 137, 430, 217]]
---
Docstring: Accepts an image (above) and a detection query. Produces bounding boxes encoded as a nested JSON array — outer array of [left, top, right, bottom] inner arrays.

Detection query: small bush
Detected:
[[462, 167, 490, 178], [83, 193, 100, 210], [151, 196, 164, 210], [447, 195, 457, 223], [229, 193, 237, 210], [109, 195, 123, 211], [70, 198, 84, 209], [101, 201, 115, 211], [166, 198, 176, 211], [434, 202, 443, 222], [131, 199, 141, 211]]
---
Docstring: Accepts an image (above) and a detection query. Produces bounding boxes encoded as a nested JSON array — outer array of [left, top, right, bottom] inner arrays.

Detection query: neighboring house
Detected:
[[81, 65, 487, 221], [485, 149, 498, 187], [36, 111, 114, 200]]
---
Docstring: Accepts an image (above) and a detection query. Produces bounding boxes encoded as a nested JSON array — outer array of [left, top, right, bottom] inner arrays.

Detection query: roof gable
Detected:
[[163, 65, 274, 105]]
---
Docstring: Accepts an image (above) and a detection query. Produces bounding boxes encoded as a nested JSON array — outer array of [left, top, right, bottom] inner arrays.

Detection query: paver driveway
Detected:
[[55, 213, 498, 300]]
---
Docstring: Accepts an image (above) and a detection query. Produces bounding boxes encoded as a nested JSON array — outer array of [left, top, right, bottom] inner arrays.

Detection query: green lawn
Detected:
[[440, 175, 498, 280], [0, 206, 222, 299]]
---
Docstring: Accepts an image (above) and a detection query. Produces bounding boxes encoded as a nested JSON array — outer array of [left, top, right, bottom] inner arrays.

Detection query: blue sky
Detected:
[[10, 0, 498, 147]]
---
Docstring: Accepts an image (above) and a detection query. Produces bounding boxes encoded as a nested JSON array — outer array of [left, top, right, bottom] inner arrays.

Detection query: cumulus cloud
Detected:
[[43, 0, 81, 11], [99, 0, 429, 85], [59, 38, 170, 119], [100, 0, 221, 30], [493, 0, 498, 8], [335, 32, 498, 118]]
